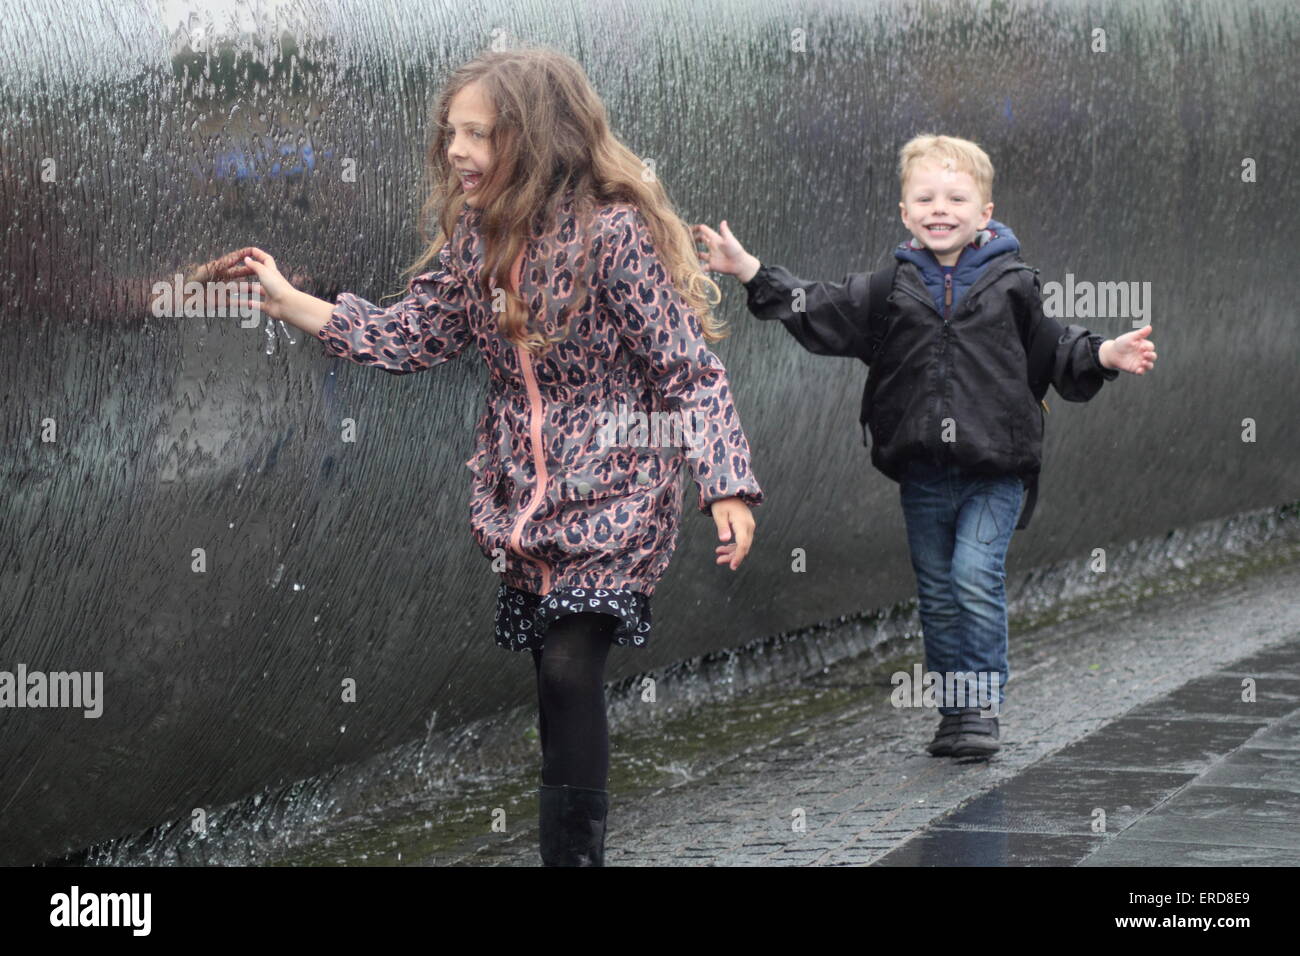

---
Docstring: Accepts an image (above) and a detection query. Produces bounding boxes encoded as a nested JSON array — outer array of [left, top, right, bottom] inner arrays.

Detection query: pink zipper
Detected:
[[505, 247, 553, 595]]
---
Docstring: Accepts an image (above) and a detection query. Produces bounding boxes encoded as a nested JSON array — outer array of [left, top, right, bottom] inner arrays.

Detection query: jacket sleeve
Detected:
[[315, 241, 472, 375], [741, 263, 875, 361], [600, 207, 764, 513], [1014, 271, 1119, 402]]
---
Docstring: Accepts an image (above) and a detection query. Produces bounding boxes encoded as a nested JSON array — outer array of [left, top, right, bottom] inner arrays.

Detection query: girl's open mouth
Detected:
[[460, 170, 482, 190]]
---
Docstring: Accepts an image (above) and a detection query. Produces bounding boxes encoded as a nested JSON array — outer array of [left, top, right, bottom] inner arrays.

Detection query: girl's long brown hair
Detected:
[[398, 46, 726, 353]]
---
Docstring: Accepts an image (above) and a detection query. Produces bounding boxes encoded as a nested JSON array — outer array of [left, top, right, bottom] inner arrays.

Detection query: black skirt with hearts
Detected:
[[493, 582, 652, 651]]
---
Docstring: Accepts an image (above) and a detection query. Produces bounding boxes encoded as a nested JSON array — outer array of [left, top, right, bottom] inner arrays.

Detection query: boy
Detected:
[[695, 133, 1156, 758]]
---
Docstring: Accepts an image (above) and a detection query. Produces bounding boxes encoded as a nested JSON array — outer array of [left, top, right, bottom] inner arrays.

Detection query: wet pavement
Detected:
[[878, 642, 1300, 866], [243, 537, 1300, 867]]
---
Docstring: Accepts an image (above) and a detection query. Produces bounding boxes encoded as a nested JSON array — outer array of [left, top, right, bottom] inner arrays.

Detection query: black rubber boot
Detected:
[[950, 708, 1001, 758], [926, 710, 966, 756], [538, 784, 608, 866]]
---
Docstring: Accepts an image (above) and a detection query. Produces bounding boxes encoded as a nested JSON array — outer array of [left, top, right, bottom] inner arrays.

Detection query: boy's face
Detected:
[[447, 81, 495, 207], [898, 160, 994, 266]]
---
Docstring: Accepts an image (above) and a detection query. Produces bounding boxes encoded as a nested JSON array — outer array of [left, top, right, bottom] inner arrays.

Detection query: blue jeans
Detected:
[[898, 459, 1024, 715]]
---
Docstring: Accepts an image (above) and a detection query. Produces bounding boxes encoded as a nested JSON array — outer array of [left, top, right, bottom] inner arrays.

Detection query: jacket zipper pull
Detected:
[[943, 272, 953, 322]]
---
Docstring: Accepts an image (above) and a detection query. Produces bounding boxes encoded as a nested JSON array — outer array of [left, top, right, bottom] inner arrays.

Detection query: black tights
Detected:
[[529, 612, 615, 790]]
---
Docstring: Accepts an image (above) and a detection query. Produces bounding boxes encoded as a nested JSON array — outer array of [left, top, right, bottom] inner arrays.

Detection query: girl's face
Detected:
[[447, 81, 495, 206], [898, 160, 994, 266]]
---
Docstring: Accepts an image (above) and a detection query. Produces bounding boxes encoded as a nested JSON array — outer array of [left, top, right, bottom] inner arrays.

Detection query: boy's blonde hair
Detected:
[[897, 134, 994, 207]]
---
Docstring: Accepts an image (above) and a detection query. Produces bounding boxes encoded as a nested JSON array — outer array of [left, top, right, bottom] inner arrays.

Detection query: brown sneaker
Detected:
[[950, 709, 1001, 758], [926, 710, 967, 756]]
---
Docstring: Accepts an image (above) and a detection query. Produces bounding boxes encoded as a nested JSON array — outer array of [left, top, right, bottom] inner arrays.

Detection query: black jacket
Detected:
[[742, 230, 1118, 529]]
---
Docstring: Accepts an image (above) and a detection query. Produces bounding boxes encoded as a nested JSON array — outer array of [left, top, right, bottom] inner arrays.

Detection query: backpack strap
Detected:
[[1020, 267, 1057, 403], [858, 261, 899, 445], [1015, 473, 1038, 530], [1014, 265, 1049, 530], [865, 261, 897, 362]]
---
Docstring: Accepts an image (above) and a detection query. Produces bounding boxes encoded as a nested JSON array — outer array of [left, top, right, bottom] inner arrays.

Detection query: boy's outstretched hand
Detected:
[[693, 221, 762, 284], [1099, 324, 1158, 374], [711, 497, 755, 570]]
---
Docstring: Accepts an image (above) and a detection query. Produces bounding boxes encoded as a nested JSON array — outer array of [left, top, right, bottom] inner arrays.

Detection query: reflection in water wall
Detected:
[[1, 0, 1296, 865]]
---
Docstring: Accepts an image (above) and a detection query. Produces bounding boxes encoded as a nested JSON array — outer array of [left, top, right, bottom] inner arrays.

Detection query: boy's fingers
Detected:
[[721, 220, 746, 255], [696, 223, 722, 247]]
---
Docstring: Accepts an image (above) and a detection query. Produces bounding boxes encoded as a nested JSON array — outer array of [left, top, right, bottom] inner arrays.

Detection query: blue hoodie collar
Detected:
[[893, 218, 1021, 315]]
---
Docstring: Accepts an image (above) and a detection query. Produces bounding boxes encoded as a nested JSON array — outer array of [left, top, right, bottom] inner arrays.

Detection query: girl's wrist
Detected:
[[737, 255, 761, 284], [1098, 339, 1114, 369], [283, 289, 335, 336]]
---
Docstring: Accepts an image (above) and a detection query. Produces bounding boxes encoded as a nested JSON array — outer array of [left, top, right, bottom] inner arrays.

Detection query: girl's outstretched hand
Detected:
[[693, 221, 761, 283], [230, 247, 302, 323], [711, 496, 755, 570], [1099, 324, 1158, 374], [183, 246, 259, 284]]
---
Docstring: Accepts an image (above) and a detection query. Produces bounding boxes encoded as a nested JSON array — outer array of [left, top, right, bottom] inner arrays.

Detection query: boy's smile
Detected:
[[447, 81, 495, 206], [898, 160, 994, 266]]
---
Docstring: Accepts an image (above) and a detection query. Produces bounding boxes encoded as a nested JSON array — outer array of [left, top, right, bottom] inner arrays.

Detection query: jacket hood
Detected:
[[893, 218, 1021, 315]]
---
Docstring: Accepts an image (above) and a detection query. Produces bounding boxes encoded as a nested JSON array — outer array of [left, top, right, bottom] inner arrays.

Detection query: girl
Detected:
[[211, 47, 763, 866]]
